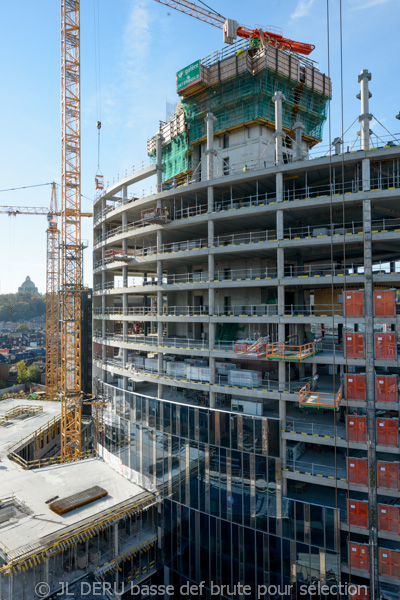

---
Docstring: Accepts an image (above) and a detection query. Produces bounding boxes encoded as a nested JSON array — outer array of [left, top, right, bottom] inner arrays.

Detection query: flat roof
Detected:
[[0, 398, 61, 459], [0, 458, 152, 560], [0, 398, 155, 565]]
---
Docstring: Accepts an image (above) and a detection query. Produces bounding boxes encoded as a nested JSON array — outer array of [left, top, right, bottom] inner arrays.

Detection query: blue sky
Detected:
[[0, 0, 398, 293]]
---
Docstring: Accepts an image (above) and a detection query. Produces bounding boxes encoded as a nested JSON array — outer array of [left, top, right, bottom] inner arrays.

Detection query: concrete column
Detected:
[[207, 186, 214, 212], [122, 265, 128, 289], [276, 173, 283, 203], [122, 288, 128, 370], [276, 210, 284, 240], [272, 91, 286, 165], [122, 184, 127, 205], [122, 210, 128, 235], [363, 197, 379, 600], [358, 69, 372, 151], [205, 113, 217, 180], [293, 121, 304, 161], [332, 137, 342, 155], [156, 131, 163, 193]]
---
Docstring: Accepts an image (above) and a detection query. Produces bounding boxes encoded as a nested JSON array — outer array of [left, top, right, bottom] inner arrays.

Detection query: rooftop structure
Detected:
[[93, 37, 400, 600]]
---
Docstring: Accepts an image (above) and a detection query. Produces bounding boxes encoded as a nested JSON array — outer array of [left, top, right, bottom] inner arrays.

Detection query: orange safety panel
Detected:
[[378, 504, 400, 534], [345, 333, 365, 359], [380, 549, 400, 579], [374, 290, 396, 317], [349, 542, 369, 571], [349, 587, 370, 600], [346, 374, 366, 401], [347, 416, 367, 442], [345, 291, 364, 317], [348, 500, 368, 528], [348, 458, 368, 485], [378, 462, 399, 489], [375, 333, 397, 360], [376, 419, 398, 446], [376, 375, 398, 403]]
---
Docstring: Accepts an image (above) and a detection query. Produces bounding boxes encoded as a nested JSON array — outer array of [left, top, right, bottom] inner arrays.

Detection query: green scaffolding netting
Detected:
[[149, 66, 329, 182], [149, 132, 191, 182], [182, 70, 329, 143]]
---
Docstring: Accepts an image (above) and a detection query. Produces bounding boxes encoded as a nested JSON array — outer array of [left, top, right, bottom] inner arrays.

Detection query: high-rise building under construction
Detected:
[[93, 37, 400, 600]]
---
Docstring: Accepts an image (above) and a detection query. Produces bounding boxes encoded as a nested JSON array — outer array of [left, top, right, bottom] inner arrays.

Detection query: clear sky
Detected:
[[0, 0, 398, 294]]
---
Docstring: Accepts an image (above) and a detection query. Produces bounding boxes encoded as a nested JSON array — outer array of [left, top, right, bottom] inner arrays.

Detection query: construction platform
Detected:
[[0, 399, 159, 600]]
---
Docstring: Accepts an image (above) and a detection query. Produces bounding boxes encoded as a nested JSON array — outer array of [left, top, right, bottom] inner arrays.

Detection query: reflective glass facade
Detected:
[[101, 383, 343, 599]]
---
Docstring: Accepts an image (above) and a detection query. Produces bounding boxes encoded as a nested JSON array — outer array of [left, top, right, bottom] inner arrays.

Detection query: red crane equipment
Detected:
[[154, 0, 315, 55]]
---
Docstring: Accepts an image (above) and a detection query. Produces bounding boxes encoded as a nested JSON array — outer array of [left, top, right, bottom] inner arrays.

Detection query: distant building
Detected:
[[18, 276, 38, 295]]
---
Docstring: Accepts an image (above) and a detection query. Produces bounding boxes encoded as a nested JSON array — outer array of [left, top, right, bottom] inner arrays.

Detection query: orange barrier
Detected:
[[266, 342, 317, 362], [299, 383, 342, 410]]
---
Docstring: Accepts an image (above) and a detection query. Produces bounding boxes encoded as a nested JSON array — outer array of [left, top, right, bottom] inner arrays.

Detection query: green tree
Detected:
[[16, 323, 30, 334], [16, 360, 29, 383], [27, 364, 41, 383]]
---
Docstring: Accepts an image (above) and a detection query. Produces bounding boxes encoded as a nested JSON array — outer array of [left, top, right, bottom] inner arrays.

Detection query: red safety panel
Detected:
[[346, 374, 366, 401], [375, 333, 397, 360], [349, 542, 369, 571], [348, 458, 368, 485], [348, 500, 368, 528], [378, 505, 400, 534], [348, 587, 370, 600], [377, 462, 399, 490], [345, 291, 364, 317], [347, 416, 367, 442], [345, 334, 365, 359], [374, 290, 396, 317], [380, 549, 400, 578], [376, 375, 398, 403], [376, 419, 398, 446]]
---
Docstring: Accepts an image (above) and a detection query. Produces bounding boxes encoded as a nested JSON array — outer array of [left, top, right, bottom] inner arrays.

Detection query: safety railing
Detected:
[[214, 304, 278, 317], [285, 459, 347, 480], [8, 448, 96, 470], [285, 418, 345, 439], [0, 405, 43, 424], [266, 342, 318, 361], [299, 384, 343, 411], [283, 304, 343, 316]]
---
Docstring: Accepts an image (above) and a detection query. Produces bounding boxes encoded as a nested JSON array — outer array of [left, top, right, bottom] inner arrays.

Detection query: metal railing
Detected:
[[298, 384, 343, 411], [285, 459, 347, 480], [285, 419, 345, 439]]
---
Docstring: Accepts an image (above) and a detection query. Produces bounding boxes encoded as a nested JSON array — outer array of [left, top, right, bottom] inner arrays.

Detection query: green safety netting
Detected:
[[149, 65, 329, 182], [149, 132, 191, 182], [182, 70, 328, 143]]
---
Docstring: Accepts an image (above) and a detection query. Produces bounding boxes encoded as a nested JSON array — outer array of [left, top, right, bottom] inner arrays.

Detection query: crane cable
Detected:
[[94, 0, 103, 183]]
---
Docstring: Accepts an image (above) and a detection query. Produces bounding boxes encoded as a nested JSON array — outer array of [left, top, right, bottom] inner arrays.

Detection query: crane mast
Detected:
[[61, 0, 82, 458], [45, 183, 60, 397]]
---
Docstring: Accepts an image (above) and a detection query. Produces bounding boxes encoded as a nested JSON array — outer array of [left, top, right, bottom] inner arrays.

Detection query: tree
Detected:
[[16, 323, 30, 334], [16, 360, 29, 383], [27, 364, 41, 383]]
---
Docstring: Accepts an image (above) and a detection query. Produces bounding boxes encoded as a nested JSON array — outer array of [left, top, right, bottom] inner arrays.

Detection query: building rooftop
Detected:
[[0, 398, 156, 568]]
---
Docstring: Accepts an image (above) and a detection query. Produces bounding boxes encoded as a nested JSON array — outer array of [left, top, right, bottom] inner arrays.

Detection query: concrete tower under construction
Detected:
[[93, 37, 400, 600]]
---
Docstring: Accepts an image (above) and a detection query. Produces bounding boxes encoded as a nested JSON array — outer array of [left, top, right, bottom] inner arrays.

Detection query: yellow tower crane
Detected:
[[60, 0, 83, 458], [0, 197, 92, 402], [46, 183, 60, 397]]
